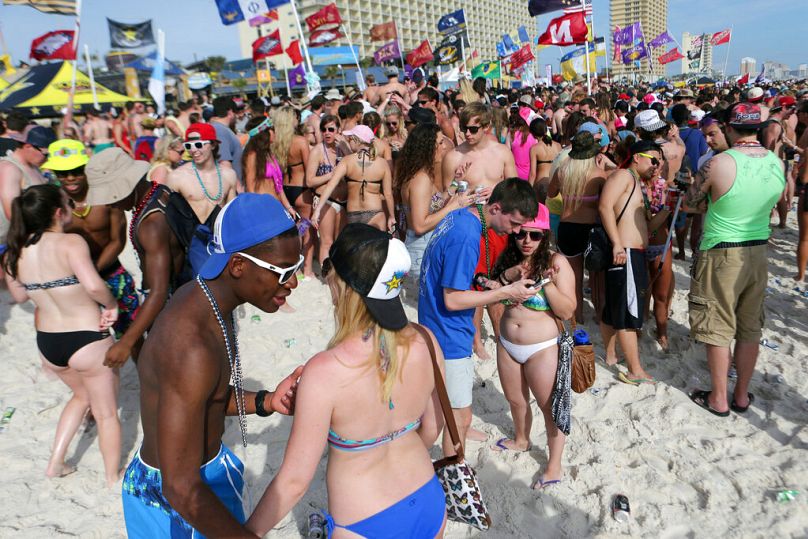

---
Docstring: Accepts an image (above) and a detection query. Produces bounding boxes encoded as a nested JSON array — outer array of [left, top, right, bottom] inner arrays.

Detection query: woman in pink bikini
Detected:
[[241, 117, 297, 216]]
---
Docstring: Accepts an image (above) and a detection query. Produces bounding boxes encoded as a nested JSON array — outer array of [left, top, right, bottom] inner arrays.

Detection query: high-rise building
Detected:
[[762, 60, 790, 81], [609, 0, 668, 79], [681, 32, 712, 75], [740, 57, 756, 77]]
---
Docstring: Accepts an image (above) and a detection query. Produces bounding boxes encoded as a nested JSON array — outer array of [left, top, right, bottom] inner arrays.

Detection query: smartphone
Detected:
[[530, 277, 552, 289]]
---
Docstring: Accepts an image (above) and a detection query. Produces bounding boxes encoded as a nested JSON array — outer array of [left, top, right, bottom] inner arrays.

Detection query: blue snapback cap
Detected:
[[577, 121, 610, 148], [199, 194, 297, 280]]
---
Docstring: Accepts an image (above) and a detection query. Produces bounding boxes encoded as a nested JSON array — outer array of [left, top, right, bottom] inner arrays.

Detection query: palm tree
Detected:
[[323, 66, 339, 82], [204, 55, 227, 73]]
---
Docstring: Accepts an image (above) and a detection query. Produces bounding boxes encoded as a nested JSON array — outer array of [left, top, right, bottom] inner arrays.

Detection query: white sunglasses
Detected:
[[183, 140, 212, 151], [236, 252, 303, 284]]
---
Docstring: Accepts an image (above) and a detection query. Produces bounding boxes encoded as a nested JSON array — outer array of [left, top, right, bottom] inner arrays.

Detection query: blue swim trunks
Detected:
[[122, 444, 245, 538]]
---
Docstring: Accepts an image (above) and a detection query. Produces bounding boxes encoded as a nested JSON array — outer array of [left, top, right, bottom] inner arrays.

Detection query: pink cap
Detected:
[[523, 203, 550, 230], [342, 125, 375, 143]]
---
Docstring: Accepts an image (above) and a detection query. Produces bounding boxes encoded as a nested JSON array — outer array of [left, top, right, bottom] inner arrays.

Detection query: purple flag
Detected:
[[613, 22, 642, 46], [621, 41, 648, 64], [373, 41, 401, 65], [289, 64, 306, 88], [649, 31, 674, 48]]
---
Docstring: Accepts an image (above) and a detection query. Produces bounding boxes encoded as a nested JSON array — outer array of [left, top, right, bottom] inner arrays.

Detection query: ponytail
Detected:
[[1, 184, 63, 279]]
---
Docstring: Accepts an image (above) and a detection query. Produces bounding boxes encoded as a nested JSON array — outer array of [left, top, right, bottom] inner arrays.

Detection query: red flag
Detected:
[[305, 3, 342, 32], [508, 44, 535, 71], [710, 29, 731, 46], [309, 28, 344, 47], [252, 30, 282, 62], [737, 73, 749, 85], [30, 30, 76, 61], [285, 40, 303, 66], [406, 40, 432, 68], [370, 21, 397, 42], [537, 11, 587, 46], [657, 48, 684, 65]]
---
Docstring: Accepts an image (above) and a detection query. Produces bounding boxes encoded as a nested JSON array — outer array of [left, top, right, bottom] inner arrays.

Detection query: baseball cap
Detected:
[[771, 95, 796, 112], [618, 93, 630, 100], [25, 125, 56, 149], [85, 148, 150, 205], [577, 121, 610, 148], [328, 223, 411, 330], [629, 140, 663, 156], [689, 109, 706, 125], [747, 87, 764, 102], [727, 102, 768, 129], [634, 109, 666, 132], [342, 125, 374, 144], [42, 139, 89, 171], [186, 123, 218, 142], [522, 203, 550, 230], [385, 66, 399, 78], [199, 194, 297, 280], [642, 93, 658, 105]]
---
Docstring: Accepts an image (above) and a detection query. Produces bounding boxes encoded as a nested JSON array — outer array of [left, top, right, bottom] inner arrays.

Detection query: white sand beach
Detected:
[[1, 214, 806, 538]]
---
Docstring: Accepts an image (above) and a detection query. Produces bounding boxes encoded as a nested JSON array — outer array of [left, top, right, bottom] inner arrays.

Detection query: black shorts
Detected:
[[557, 222, 594, 257], [602, 247, 649, 330]]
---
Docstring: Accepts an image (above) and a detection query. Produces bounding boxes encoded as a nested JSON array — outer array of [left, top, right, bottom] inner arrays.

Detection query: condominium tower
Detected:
[[609, 0, 668, 79], [740, 57, 756, 76]]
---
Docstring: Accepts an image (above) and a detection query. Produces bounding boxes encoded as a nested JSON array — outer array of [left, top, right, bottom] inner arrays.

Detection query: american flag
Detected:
[[564, 1, 592, 16]]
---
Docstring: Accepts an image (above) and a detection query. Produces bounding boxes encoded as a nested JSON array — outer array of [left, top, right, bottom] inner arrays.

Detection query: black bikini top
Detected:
[[346, 151, 382, 199], [23, 275, 80, 291]]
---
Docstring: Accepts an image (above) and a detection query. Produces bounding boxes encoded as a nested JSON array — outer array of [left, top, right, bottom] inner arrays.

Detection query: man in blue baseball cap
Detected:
[[122, 193, 305, 537]]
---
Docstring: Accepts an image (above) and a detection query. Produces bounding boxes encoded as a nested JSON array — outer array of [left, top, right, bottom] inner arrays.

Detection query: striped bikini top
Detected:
[[22, 275, 80, 291], [327, 418, 421, 452]]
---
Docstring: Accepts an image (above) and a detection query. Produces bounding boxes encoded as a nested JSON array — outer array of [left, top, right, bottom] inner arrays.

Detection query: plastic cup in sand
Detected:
[[766, 372, 785, 384], [612, 494, 630, 522], [760, 339, 779, 351], [776, 490, 799, 503]]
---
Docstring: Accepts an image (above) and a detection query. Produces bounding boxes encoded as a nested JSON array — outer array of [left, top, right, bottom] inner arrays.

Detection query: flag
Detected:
[[710, 29, 731, 46], [249, 9, 280, 27], [471, 60, 500, 80], [214, 0, 289, 26], [517, 26, 530, 44], [496, 42, 508, 58], [657, 48, 684, 65], [537, 11, 587, 46], [373, 41, 401, 65], [2, 0, 76, 15], [407, 40, 432, 68], [527, 0, 580, 17], [309, 28, 343, 47], [649, 31, 674, 48], [591, 36, 606, 57], [509, 44, 535, 71], [736, 73, 749, 85], [563, 0, 592, 15], [754, 65, 765, 84], [285, 40, 303, 65], [613, 22, 642, 46], [437, 9, 466, 35], [305, 3, 342, 32], [370, 21, 397, 41], [433, 34, 462, 65], [560, 44, 597, 81], [252, 30, 282, 62], [29, 30, 75, 61], [149, 30, 165, 115], [107, 19, 155, 49], [289, 64, 306, 87], [621, 42, 648, 64], [502, 33, 519, 54]]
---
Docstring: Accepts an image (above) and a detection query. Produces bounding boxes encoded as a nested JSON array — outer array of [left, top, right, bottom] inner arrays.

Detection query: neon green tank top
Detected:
[[700, 149, 785, 251]]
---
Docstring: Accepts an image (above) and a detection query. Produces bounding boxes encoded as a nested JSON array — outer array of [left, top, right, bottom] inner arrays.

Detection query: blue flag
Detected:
[[496, 41, 508, 58], [437, 9, 466, 35], [502, 33, 517, 53], [518, 26, 530, 44]]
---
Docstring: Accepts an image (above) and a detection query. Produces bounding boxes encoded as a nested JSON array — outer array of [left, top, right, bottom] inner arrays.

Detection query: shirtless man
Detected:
[[418, 87, 456, 143], [165, 101, 193, 138], [82, 108, 115, 154], [441, 102, 517, 362], [304, 95, 326, 144], [377, 67, 410, 107], [763, 96, 797, 228], [362, 73, 381, 106], [121, 194, 304, 537], [167, 123, 238, 224], [85, 148, 186, 367], [127, 101, 147, 147]]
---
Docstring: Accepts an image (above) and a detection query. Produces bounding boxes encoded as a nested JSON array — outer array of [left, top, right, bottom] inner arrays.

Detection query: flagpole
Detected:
[[341, 25, 364, 89], [64, 0, 82, 129], [83, 44, 98, 109], [284, 66, 291, 96], [721, 26, 733, 83], [581, 0, 591, 94], [393, 20, 406, 72], [288, 0, 314, 77]]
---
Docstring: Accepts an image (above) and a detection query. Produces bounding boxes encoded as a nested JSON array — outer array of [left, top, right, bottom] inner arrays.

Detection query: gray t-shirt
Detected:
[[211, 121, 243, 182]]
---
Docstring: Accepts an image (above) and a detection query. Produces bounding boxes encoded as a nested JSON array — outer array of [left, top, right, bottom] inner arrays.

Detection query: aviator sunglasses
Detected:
[[237, 252, 304, 284], [513, 230, 545, 241]]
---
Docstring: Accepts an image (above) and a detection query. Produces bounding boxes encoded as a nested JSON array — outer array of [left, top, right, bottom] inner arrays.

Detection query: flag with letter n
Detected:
[[3, 0, 76, 14], [437, 9, 466, 35]]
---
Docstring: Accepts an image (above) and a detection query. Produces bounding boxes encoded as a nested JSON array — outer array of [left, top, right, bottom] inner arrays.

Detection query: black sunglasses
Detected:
[[460, 125, 482, 134], [386, 121, 398, 127], [321, 126, 337, 133], [513, 230, 545, 241], [54, 166, 85, 179]]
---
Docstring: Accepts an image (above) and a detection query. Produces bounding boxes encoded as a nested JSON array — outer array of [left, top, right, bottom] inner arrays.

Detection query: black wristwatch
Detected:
[[255, 390, 273, 417]]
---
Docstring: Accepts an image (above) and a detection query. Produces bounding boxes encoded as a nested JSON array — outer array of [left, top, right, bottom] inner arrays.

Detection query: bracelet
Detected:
[[255, 390, 272, 417]]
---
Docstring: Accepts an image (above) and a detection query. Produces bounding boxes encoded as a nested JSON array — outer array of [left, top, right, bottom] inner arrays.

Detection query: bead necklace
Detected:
[[476, 204, 490, 278], [192, 161, 224, 203], [197, 275, 248, 447], [72, 203, 92, 219], [128, 182, 159, 250], [732, 141, 763, 148]]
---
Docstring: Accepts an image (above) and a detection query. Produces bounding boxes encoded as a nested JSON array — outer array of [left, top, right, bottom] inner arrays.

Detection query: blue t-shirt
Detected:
[[417, 209, 481, 360], [212, 121, 244, 182], [679, 127, 708, 173]]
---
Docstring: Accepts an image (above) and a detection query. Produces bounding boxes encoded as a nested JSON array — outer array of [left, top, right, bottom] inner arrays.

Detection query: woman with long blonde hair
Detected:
[[247, 224, 447, 538], [381, 105, 408, 158], [147, 135, 184, 185]]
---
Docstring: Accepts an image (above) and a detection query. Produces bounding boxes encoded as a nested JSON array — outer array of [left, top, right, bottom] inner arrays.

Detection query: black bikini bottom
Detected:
[[37, 330, 110, 368], [283, 185, 307, 206]]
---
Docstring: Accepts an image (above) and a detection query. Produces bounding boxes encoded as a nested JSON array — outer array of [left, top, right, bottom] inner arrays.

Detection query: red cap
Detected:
[[534, 99, 544, 110], [185, 123, 218, 142], [776, 96, 796, 109], [618, 93, 630, 100]]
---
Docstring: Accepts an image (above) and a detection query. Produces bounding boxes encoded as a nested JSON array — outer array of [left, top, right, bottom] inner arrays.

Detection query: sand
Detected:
[[1, 213, 807, 538]]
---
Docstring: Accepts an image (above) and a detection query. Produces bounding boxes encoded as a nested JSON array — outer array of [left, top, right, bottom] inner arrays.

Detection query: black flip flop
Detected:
[[689, 390, 730, 417], [730, 392, 755, 413]]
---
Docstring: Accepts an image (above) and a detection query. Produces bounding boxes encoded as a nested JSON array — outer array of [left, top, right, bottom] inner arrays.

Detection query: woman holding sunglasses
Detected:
[[480, 203, 575, 488]]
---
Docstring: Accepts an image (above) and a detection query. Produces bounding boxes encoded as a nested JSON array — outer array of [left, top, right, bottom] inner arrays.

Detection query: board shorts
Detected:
[[602, 247, 648, 330]]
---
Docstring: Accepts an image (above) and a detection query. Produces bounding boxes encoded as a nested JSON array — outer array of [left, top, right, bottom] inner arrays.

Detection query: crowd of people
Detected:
[[0, 65, 805, 536]]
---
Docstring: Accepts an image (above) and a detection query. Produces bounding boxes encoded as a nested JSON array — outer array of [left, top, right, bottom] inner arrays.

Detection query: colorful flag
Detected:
[[305, 3, 342, 32], [373, 41, 401, 65], [249, 9, 280, 27], [309, 28, 343, 47], [517, 26, 530, 44], [406, 40, 433, 68], [613, 22, 642, 46], [710, 29, 731, 46], [509, 44, 535, 71], [285, 40, 303, 65], [560, 44, 597, 81], [149, 30, 165, 115], [2, 0, 76, 15], [537, 11, 587, 46], [657, 48, 684, 65], [107, 19, 155, 49], [649, 31, 674, 48], [736, 73, 749, 85], [29, 30, 75, 61], [370, 21, 397, 42], [502, 33, 519, 54], [289, 64, 306, 87], [437, 9, 466, 35], [621, 42, 648, 64], [755, 65, 765, 83], [563, 0, 592, 15], [433, 34, 462, 65], [527, 0, 580, 17], [471, 60, 500, 80], [496, 42, 508, 58], [252, 30, 282, 62], [214, 0, 289, 26]]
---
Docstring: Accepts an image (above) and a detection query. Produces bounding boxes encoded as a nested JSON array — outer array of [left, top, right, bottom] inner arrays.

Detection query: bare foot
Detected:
[[604, 355, 622, 367], [46, 464, 77, 479], [491, 438, 530, 452], [626, 369, 655, 382], [473, 341, 491, 360], [466, 427, 488, 442], [304, 271, 316, 279], [656, 335, 669, 352], [106, 469, 125, 488]]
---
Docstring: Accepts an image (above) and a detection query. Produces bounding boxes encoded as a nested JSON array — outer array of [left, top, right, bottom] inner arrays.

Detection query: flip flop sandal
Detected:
[[618, 372, 656, 385], [492, 437, 531, 453], [532, 476, 562, 490], [689, 389, 729, 417], [730, 392, 755, 413], [760, 339, 779, 351]]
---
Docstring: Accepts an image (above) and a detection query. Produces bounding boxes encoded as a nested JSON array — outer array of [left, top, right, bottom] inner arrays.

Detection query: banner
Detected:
[[406, 40, 432, 68], [309, 28, 343, 47], [528, 0, 579, 17], [684, 33, 705, 70], [710, 29, 731, 46], [517, 26, 530, 44], [508, 44, 535, 71], [373, 41, 401, 65], [29, 30, 75, 61], [214, 0, 289, 26], [3, 0, 76, 15], [123, 67, 142, 98], [502, 33, 520, 54], [437, 9, 466, 35], [433, 34, 464, 66], [613, 22, 642, 46], [370, 21, 397, 41], [252, 30, 282, 62], [649, 31, 674, 48], [306, 3, 342, 32], [148, 29, 165, 115], [107, 19, 155, 49], [289, 64, 306, 87], [285, 40, 303, 65], [471, 60, 500, 80], [537, 12, 587, 46], [657, 48, 684, 65], [621, 42, 648, 64]]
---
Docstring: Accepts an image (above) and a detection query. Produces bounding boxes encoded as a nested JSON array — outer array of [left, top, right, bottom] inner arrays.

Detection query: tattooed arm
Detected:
[[684, 156, 713, 214]]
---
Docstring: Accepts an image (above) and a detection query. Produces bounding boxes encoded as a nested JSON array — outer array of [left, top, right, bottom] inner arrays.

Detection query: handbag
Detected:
[[412, 324, 492, 531], [584, 179, 636, 272], [555, 319, 596, 394]]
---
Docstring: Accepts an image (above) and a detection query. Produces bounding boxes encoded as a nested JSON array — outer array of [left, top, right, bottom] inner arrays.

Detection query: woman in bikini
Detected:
[[2, 184, 121, 486], [381, 105, 408, 162], [528, 117, 561, 191], [306, 114, 348, 267], [480, 203, 575, 488], [247, 224, 446, 538], [242, 116, 296, 214], [312, 125, 395, 232]]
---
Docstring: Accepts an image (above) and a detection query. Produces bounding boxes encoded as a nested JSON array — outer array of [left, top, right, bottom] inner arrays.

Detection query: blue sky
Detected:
[[0, 0, 804, 76]]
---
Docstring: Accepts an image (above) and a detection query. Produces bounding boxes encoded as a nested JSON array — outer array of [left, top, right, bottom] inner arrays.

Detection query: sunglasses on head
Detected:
[[321, 126, 337, 133], [513, 230, 544, 241], [637, 153, 661, 167], [183, 140, 212, 151], [54, 167, 85, 179], [460, 124, 483, 134], [237, 252, 304, 284]]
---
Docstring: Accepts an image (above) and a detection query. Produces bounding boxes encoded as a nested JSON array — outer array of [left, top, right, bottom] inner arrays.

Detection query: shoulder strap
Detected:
[[616, 176, 637, 224], [411, 323, 464, 461]]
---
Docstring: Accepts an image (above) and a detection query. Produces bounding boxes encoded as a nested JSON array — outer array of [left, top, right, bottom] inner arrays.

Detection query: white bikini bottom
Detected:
[[499, 335, 558, 364]]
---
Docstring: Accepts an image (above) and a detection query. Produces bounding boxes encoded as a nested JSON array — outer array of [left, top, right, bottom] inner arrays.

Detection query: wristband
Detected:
[[255, 390, 272, 417]]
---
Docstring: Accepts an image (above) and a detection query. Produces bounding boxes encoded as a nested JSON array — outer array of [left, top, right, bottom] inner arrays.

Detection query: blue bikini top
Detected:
[[328, 419, 421, 452]]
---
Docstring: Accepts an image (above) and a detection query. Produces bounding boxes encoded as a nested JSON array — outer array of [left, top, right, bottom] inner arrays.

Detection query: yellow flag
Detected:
[[0, 54, 16, 76]]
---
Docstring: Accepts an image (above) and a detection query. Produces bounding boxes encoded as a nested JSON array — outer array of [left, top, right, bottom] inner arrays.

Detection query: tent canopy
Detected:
[[125, 51, 185, 76], [0, 78, 7, 91], [0, 61, 133, 117]]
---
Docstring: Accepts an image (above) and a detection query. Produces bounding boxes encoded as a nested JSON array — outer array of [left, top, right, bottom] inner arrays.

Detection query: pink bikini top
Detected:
[[265, 157, 284, 195]]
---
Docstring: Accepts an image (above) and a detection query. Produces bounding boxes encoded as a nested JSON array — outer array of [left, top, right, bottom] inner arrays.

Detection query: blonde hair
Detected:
[[328, 275, 410, 405], [556, 152, 596, 212], [381, 105, 407, 140], [459, 79, 479, 104], [152, 135, 182, 166], [270, 106, 297, 170]]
